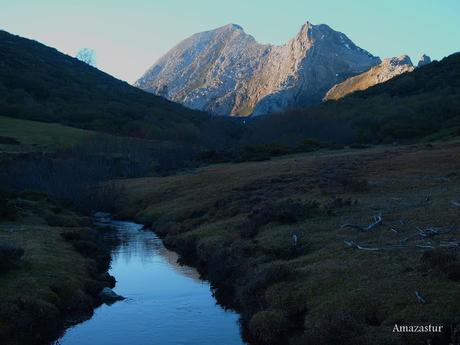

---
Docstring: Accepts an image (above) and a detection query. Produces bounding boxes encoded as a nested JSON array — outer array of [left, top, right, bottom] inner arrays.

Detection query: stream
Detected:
[[55, 219, 245, 345]]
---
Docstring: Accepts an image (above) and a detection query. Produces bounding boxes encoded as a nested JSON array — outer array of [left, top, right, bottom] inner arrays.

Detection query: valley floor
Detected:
[[115, 141, 460, 345]]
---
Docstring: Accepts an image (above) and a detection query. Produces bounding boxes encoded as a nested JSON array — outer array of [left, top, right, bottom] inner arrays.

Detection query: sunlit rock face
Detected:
[[324, 55, 415, 101], [135, 22, 380, 116]]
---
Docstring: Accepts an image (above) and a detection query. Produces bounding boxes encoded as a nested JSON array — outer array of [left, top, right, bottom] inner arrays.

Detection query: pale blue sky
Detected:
[[1, 0, 459, 83]]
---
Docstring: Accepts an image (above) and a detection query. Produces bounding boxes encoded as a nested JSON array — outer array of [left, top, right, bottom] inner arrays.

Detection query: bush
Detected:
[[265, 283, 308, 317], [60, 230, 83, 241], [0, 243, 24, 272], [324, 197, 354, 216], [240, 199, 319, 238], [0, 192, 17, 220], [304, 311, 364, 345], [340, 177, 369, 193], [45, 214, 81, 227], [421, 249, 457, 268], [165, 234, 198, 263], [446, 263, 460, 281], [260, 232, 309, 260], [237, 262, 292, 311], [296, 138, 321, 152], [50, 283, 92, 313], [249, 309, 288, 345], [0, 298, 62, 343], [207, 240, 255, 294]]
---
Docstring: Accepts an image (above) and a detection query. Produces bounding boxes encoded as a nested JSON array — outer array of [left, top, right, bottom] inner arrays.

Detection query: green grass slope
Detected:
[[0, 116, 95, 153]]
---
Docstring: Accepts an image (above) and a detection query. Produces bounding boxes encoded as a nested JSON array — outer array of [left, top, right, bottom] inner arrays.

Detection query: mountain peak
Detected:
[[300, 21, 314, 30], [417, 54, 431, 67], [136, 21, 380, 116], [221, 23, 244, 31], [390, 55, 413, 66]]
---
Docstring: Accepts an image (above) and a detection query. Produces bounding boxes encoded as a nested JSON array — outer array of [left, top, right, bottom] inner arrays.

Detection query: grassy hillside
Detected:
[[0, 30, 241, 147], [247, 53, 460, 145], [115, 142, 460, 345], [0, 116, 95, 153]]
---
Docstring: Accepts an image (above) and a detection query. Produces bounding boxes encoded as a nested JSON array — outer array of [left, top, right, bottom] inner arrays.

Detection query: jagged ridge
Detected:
[[135, 22, 380, 116], [323, 55, 415, 101]]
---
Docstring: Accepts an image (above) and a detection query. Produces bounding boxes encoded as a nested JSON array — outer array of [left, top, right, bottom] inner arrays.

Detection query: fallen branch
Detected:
[[415, 291, 427, 304], [341, 214, 382, 232], [416, 244, 435, 249], [344, 240, 380, 251], [439, 241, 460, 248], [451, 200, 460, 208]]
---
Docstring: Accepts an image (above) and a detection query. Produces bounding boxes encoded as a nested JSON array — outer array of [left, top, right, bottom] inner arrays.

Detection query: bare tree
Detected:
[[76, 48, 96, 67]]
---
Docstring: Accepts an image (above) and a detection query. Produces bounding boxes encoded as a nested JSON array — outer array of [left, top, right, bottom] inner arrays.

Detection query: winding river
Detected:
[[55, 220, 245, 345]]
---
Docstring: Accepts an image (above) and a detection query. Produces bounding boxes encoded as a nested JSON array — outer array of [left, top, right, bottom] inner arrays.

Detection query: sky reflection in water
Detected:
[[56, 221, 244, 345]]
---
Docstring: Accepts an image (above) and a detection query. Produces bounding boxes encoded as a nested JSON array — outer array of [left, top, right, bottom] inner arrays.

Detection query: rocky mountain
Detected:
[[323, 55, 414, 101], [417, 54, 432, 67], [135, 22, 380, 116]]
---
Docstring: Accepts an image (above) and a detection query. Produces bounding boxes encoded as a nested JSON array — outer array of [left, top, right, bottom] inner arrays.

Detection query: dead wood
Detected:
[[341, 214, 382, 232]]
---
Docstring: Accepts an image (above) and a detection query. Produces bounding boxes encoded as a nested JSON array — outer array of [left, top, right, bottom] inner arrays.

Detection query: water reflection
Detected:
[[55, 220, 244, 345]]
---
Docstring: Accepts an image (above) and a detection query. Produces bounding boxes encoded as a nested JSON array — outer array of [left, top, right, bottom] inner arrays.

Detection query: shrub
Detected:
[[240, 199, 319, 238], [165, 234, 198, 263], [296, 138, 321, 152], [260, 233, 309, 260], [340, 177, 369, 193], [349, 143, 371, 149], [45, 214, 81, 227], [60, 230, 83, 241], [304, 311, 364, 345], [265, 283, 308, 317], [0, 298, 62, 343], [0, 192, 17, 220], [249, 309, 288, 345], [83, 279, 106, 296], [237, 262, 292, 311], [50, 282, 92, 313], [324, 197, 353, 216], [205, 240, 256, 304], [421, 249, 457, 270], [0, 136, 20, 145], [0, 243, 24, 272], [72, 240, 99, 256], [446, 263, 460, 281]]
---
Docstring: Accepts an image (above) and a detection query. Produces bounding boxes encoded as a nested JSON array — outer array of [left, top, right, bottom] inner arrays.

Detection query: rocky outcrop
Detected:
[[99, 287, 125, 304], [135, 22, 380, 116], [417, 54, 431, 67], [323, 55, 414, 101]]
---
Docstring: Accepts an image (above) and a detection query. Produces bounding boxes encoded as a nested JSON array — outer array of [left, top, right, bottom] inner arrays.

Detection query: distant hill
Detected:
[[247, 52, 460, 144], [0, 30, 239, 147]]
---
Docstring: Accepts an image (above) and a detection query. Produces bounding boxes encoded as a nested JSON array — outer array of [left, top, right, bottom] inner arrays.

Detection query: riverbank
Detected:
[[115, 142, 460, 345], [0, 192, 117, 345]]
